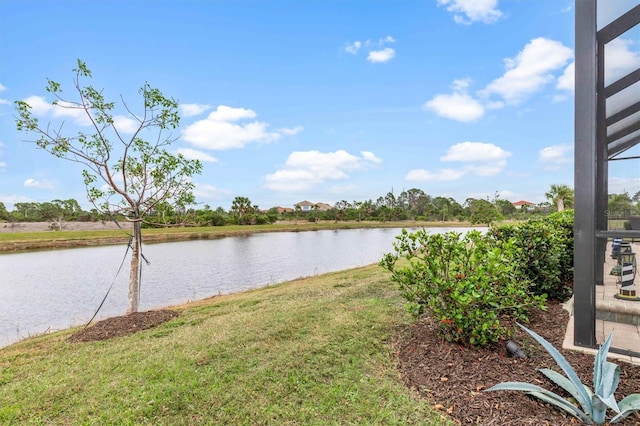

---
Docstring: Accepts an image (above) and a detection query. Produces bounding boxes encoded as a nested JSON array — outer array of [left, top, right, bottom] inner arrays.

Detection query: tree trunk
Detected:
[[557, 198, 565, 212], [127, 220, 142, 314]]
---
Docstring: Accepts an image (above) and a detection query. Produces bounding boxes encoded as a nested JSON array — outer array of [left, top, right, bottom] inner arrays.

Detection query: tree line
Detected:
[[0, 184, 579, 228]]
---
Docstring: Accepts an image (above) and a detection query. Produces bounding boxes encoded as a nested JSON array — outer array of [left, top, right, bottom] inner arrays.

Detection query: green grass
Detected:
[[0, 265, 449, 425]]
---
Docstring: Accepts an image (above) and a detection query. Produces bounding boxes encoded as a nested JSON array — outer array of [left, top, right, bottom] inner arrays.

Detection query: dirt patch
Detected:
[[67, 310, 179, 343], [395, 301, 640, 425]]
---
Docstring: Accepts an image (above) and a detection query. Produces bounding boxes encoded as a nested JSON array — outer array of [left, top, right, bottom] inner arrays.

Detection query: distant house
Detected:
[[294, 201, 333, 212], [273, 207, 293, 214], [512, 200, 535, 210], [295, 200, 316, 212], [314, 202, 333, 211]]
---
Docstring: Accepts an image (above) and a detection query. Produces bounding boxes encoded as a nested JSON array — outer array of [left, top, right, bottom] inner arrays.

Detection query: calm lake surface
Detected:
[[0, 227, 476, 347]]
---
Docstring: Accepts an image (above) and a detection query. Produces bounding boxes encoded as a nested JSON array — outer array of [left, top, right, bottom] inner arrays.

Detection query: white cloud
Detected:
[[182, 105, 301, 150], [424, 78, 485, 122], [441, 141, 510, 163], [22, 95, 92, 126], [557, 38, 640, 94], [24, 178, 55, 189], [409, 142, 510, 182], [481, 37, 572, 104], [496, 189, 518, 200], [437, 0, 503, 24], [361, 151, 383, 163], [193, 183, 231, 200], [424, 92, 484, 122], [344, 36, 396, 63], [0, 194, 34, 209], [264, 169, 321, 192], [609, 177, 640, 196], [452, 78, 471, 92], [427, 38, 573, 120], [0, 83, 7, 105], [539, 144, 573, 170], [208, 105, 257, 122], [278, 126, 304, 136], [367, 48, 395, 63], [405, 168, 466, 182], [556, 62, 574, 92], [176, 148, 218, 163], [23, 95, 53, 115], [605, 38, 640, 84], [179, 103, 212, 117], [0, 141, 8, 170], [264, 150, 381, 192], [345, 41, 362, 54], [599, 2, 640, 29], [113, 115, 139, 134]]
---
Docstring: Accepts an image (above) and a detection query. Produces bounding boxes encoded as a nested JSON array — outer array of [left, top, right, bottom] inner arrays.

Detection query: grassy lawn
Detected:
[[0, 264, 449, 425]]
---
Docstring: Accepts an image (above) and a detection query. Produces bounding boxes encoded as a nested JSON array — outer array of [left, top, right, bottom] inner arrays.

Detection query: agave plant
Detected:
[[485, 324, 640, 425]]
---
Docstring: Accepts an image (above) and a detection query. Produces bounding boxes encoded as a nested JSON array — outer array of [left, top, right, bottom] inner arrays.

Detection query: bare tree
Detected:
[[15, 59, 202, 314]]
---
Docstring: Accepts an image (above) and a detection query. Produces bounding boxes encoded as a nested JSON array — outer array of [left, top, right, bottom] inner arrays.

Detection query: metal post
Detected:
[[573, 0, 598, 348]]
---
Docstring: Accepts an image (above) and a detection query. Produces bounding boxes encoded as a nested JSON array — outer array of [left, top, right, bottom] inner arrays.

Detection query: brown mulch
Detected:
[[395, 301, 640, 425], [67, 310, 179, 343]]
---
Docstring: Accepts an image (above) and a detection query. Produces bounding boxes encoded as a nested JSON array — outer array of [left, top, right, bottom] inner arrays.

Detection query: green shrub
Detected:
[[380, 229, 545, 347], [490, 211, 573, 301], [547, 210, 574, 285]]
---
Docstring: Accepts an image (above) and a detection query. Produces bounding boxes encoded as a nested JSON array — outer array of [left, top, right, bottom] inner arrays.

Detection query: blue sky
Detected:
[[1, 0, 639, 211]]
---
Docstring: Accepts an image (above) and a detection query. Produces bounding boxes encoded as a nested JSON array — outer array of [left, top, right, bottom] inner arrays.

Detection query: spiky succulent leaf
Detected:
[[595, 365, 621, 414], [611, 394, 640, 423], [594, 332, 620, 409], [530, 391, 594, 424], [538, 368, 589, 412], [485, 382, 592, 424], [516, 323, 592, 416], [591, 394, 609, 425], [599, 361, 620, 399]]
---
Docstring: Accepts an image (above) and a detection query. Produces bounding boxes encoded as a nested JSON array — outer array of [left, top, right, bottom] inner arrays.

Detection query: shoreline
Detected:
[[0, 220, 474, 253]]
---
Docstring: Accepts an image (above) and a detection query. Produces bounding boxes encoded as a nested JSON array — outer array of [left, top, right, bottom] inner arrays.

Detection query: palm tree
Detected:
[[545, 184, 574, 212], [231, 196, 253, 219]]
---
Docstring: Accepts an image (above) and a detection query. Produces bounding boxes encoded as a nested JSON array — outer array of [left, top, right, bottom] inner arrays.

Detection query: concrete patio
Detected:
[[563, 241, 640, 365]]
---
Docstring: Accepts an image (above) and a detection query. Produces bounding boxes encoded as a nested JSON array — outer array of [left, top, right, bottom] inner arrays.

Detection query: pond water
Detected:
[[0, 227, 476, 347]]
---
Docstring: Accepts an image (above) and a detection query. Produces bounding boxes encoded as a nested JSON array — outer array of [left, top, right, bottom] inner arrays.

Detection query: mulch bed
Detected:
[[67, 310, 179, 343], [395, 301, 640, 425]]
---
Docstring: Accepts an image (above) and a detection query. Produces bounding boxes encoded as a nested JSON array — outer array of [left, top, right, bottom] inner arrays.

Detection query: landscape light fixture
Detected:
[[614, 246, 640, 301]]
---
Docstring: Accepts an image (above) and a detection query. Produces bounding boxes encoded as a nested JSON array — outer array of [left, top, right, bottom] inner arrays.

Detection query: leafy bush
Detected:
[[547, 210, 574, 285], [490, 211, 574, 301], [380, 229, 545, 347], [486, 323, 640, 425]]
